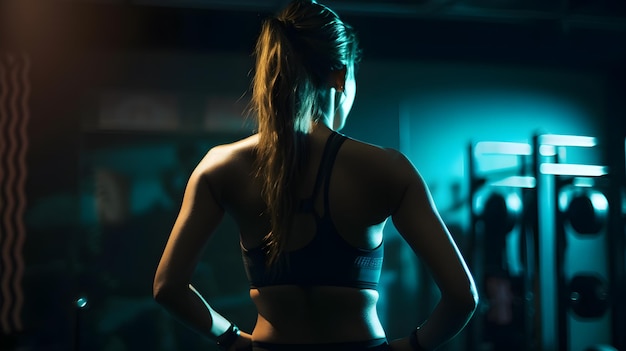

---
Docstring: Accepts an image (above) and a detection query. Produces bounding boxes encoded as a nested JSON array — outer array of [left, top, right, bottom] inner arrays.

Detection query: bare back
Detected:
[[203, 128, 408, 343]]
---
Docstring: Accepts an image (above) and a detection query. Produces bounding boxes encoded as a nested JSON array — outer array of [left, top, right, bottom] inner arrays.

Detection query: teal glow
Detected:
[[540, 163, 608, 177], [572, 177, 596, 187], [76, 297, 89, 309], [490, 176, 536, 188], [398, 71, 601, 216], [539, 145, 557, 156], [537, 171, 557, 349], [505, 192, 523, 213], [590, 192, 609, 211], [474, 141, 532, 155], [559, 190, 571, 212], [540, 134, 597, 147], [384, 62, 603, 351], [402, 85, 599, 184], [472, 187, 492, 214]]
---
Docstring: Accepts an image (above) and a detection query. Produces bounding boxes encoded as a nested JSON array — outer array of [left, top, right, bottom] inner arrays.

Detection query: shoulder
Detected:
[[199, 134, 258, 170], [184, 134, 259, 206], [338, 136, 421, 213], [342, 135, 416, 177], [194, 134, 259, 177]]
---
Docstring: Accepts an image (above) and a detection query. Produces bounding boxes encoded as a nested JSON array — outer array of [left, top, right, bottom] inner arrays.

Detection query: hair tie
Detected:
[[271, 17, 336, 74], [273, 17, 298, 39]]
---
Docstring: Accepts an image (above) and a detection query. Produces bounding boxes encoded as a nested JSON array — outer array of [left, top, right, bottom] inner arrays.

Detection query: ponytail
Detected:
[[250, 0, 361, 267], [252, 17, 314, 266]]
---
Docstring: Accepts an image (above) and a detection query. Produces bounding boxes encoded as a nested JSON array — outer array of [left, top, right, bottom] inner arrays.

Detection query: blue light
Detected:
[[76, 297, 88, 309], [474, 141, 532, 155], [490, 176, 536, 188], [539, 145, 557, 156], [540, 134, 597, 147], [589, 192, 608, 211], [540, 164, 608, 177], [505, 192, 523, 213], [559, 190, 570, 212], [572, 177, 595, 187]]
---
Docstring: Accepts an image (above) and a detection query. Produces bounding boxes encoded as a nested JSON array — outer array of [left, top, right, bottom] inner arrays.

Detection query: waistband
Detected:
[[252, 338, 389, 351]]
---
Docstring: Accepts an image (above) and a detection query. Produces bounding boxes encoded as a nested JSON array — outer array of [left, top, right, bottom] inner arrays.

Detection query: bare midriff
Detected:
[[250, 285, 386, 344]]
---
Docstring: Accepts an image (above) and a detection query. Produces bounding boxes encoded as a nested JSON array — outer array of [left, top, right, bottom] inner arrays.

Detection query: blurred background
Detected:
[[0, 0, 625, 350]]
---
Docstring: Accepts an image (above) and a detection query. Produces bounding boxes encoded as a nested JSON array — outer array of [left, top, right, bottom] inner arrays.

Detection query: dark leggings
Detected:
[[252, 338, 390, 351]]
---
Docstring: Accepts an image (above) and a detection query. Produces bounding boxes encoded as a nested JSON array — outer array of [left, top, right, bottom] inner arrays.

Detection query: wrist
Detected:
[[409, 327, 426, 351], [216, 322, 240, 350]]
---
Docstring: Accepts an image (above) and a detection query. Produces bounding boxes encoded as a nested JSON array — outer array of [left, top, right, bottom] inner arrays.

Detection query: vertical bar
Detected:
[[521, 151, 537, 351], [554, 175, 568, 351], [467, 142, 480, 351], [534, 134, 558, 351], [608, 136, 626, 350]]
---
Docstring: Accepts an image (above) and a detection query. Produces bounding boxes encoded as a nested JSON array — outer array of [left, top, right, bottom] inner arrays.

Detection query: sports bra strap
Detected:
[[321, 133, 347, 215], [300, 132, 347, 216]]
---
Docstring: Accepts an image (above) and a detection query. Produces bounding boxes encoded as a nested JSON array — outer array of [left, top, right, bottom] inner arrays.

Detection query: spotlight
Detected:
[[75, 296, 89, 310]]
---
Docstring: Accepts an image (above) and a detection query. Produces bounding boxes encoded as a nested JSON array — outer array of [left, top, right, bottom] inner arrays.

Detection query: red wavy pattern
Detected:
[[0, 52, 29, 334]]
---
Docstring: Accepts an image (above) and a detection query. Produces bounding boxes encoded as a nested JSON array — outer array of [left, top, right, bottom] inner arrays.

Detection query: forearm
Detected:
[[154, 283, 231, 340], [414, 296, 476, 350]]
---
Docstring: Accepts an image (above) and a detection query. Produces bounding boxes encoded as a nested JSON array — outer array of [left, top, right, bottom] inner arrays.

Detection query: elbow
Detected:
[[152, 281, 168, 303], [153, 278, 179, 305], [453, 292, 479, 316], [444, 286, 479, 316], [463, 281, 480, 314], [467, 290, 479, 314], [457, 275, 480, 314]]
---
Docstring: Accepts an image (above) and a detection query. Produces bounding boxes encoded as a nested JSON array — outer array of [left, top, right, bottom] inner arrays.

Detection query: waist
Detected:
[[252, 338, 390, 351], [250, 286, 385, 343]]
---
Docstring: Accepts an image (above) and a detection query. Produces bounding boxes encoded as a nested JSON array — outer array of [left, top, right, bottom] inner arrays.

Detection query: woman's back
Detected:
[[154, 2, 476, 350], [216, 128, 404, 246], [206, 127, 407, 343]]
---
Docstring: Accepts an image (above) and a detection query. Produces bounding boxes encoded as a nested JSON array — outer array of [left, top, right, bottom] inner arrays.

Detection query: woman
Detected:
[[153, 1, 478, 350]]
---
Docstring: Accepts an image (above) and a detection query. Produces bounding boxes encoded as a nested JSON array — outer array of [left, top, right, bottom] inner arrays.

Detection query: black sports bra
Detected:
[[241, 132, 384, 290]]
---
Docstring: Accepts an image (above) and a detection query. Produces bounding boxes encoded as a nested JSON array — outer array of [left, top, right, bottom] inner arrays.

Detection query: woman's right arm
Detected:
[[389, 151, 478, 350], [153, 147, 252, 350]]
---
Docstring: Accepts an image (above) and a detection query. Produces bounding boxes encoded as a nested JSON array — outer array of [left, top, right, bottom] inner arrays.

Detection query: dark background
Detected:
[[1, 0, 625, 350]]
